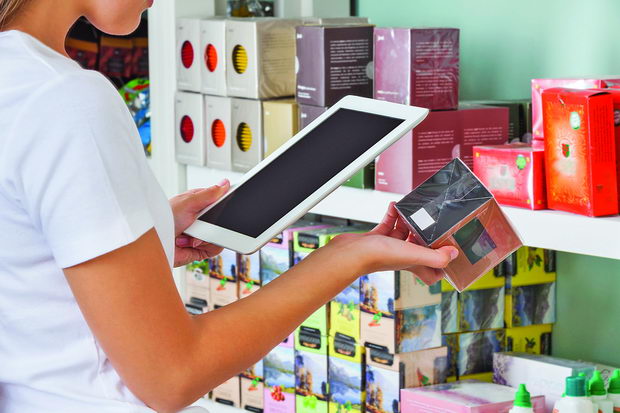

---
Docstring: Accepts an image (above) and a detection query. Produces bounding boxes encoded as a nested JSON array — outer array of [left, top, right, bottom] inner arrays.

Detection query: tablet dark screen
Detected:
[[198, 108, 404, 237]]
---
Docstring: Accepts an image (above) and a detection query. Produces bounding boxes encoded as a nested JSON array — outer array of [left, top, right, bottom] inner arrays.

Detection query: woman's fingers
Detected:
[[405, 265, 445, 286]]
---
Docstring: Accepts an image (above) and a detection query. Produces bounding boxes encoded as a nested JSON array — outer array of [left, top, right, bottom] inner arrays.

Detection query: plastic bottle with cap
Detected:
[[509, 384, 534, 413], [589, 370, 613, 413], [608, 369, 620, 412], [553, 376, 596, 413]]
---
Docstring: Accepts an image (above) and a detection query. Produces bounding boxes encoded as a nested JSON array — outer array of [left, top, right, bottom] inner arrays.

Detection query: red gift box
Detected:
[[542, 88, 618, 217], [473, 143, 547, 210]]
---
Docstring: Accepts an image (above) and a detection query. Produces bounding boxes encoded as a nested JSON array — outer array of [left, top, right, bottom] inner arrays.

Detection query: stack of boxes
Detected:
[[439, 246, 557, 384]]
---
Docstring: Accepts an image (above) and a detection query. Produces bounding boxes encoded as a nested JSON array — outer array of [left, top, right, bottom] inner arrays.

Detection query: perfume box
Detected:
[[205, 95, 232, 170], [374, 27, 459, 110], [175, 91, 206, 166], [360, 270, 442, 353], [231, 97, 264, 172], [532, 77, 620, 140], [543, 88, 618, 216], [241, 359, 264, 413], [375, 105, 508, 195], [296, 25, 374, 107], [503, 247, 557, 287], [395, 158, 522, 291], [200, 18, 227, 96], [226, 18, 302, 99], [295, 345, 329, 413], [208, 249, 238, 308], [400, 380, 546, 413], [456, 330, 505, 377], [505, 324, 553, 355], [493, 352, 595, 412], [185, 260, 210, 306], [298, 104, 328, 130], [505, 282, 555, 328], [263, 99, 299, 157], [237, 251, 261, 299], [469, 100, 531, 142], [177, 18, 202, 92], [458, 286, 505, 332], [328, 335, 365, 413], [264, 345, 296, 413], [473, 143, 547, 210], [212, 375, 241, 408], [329, 280, 361, 342]]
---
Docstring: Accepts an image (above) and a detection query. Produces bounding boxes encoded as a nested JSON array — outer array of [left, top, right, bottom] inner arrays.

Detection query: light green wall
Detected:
[[358, 0, 620, 366]]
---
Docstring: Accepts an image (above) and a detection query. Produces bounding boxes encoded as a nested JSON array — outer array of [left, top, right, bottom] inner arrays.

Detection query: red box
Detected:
[[599, 88, 620, 211], [376, 105, 508, 195], [542, 88, 618, 216], [473, 143, 546, 210]]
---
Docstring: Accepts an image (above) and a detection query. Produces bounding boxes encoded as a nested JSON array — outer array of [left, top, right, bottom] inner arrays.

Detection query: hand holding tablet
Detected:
[[185, 95, 428, 254]]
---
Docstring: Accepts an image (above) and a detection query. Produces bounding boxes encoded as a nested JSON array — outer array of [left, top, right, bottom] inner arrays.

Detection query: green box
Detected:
[[343, 162, 375, 189], [296, 340, 329, 413]]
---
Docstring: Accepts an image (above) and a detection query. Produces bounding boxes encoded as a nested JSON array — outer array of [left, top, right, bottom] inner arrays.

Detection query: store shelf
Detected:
[[186, 165, 620, 260]]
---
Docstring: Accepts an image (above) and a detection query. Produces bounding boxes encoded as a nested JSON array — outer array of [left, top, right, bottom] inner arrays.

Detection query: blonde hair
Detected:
[[0, 0, 30, 30]]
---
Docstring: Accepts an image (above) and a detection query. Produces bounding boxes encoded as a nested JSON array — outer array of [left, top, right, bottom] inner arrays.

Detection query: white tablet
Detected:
[[185, 95, 428, 254]]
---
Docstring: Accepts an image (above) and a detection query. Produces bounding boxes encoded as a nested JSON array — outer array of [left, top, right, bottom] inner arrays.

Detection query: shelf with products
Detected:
[[186, 165, 620, 261]]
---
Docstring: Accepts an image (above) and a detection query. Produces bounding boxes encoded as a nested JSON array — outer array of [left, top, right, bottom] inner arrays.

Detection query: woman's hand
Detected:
[[326, 202, 459, 285], [169, 179, 230, 267]]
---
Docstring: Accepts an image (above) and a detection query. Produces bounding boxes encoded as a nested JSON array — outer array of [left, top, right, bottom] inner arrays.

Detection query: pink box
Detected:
[[531, 77, 620, 140], [374, 27, 459, 110], [400, 380, 545, 413]]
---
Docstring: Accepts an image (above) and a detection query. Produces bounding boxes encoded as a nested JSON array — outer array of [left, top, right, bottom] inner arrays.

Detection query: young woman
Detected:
[[0, 1, 458, 412]]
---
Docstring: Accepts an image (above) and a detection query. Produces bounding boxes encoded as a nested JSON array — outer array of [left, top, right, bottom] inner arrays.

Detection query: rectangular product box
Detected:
[[473, 143, 547, 210], [493, 352, 596, 412], [458, 286, 505, 332], [505, 282, 555, 328], [441, 267, 505, 292], [274, 0, 352, 18], [400, 380, 546, 413], [360, 270, 442, 354], [328, 335, 365, 413], [542, 88, 618, 216], [469, 99, 531, 142], [175, 91, 206, 166], [241, 359, 264, 413], [396, 158, 522, 291], [374, 27, 459, 110], [205, 95, 232, 170], [231, 97, 264, 172], [200, 18, 227, 96], [264, 345, 296, 413], [532, 77, 620, 140], [185, 260, 210, 307], [296, 25, 374, 107], [177, 18, 202, 92], [505, 324, 553, 355], [366, 346, 449, 387], [503, 247, 557, 287], [295, 347, 329, 413], [456, 330, 505, 377], [298, 104, 329, 130], [212, 375, 241, 407], [343, 162, 375, 189], [238, 252, 261, 299], [263, 99, 299, 158], [375, 105, 508, 195], [441, 290, 459, 334], [209, 249, 239, 308], [329, 280, 361, 342], [226, 18, 302, 99], [603, 88, 620, 210]]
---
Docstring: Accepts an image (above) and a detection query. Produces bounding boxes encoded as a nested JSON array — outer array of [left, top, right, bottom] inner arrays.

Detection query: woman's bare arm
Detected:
[[64, 206, 456, 413]]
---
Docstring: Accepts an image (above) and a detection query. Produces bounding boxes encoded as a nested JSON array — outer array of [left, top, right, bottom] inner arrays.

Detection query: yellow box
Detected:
[[506, 247, 556, 287], [263, 99, 299, 157], [328, 335, 365, 413], [458, 372, 494, 383], [505, 324, 553, 355], [441, 267, 504, 291]]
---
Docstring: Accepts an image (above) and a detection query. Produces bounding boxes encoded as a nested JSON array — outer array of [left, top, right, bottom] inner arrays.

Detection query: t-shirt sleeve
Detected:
[[8, 71, 157, 268]]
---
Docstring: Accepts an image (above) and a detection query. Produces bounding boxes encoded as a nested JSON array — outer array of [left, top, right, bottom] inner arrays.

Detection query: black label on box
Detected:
[[299, 327, 322, 350], [244, 406, 263, 413], [215, 398, 234, 406], [541, 332, 552, 355], [368, 346, 393, 366], [544, 249, 556, 273], [270, 233, 284, 245], [453, 218, 496, 265], [185, 303, 203, 315], [297, 233, 320, 249], [504, 252, 518, 277], [189, 297, 208, 307], [333, 333, 357, 358]]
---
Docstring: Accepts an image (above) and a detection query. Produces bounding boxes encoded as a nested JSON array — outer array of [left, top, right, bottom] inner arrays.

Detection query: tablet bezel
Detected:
[[185, 95, 429, 254]]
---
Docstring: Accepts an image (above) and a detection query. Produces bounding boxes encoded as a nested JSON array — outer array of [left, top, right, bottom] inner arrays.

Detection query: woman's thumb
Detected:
[[186, 179, 230, 214]]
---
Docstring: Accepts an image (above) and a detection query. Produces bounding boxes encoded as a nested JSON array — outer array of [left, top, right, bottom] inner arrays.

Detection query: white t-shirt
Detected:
[[0, 31, 175, 412]]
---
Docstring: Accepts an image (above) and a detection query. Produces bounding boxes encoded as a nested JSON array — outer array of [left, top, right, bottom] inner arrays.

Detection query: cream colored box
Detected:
[[205, 95, 232, 170], [212, 375, 241, 408], [263, 99, 299, 157], [200, 18, 227, 96], [175, 91, 206, 166], [176, 18, 202, 92], [231, 98, 263, 172], [225, 18, 302, 99]]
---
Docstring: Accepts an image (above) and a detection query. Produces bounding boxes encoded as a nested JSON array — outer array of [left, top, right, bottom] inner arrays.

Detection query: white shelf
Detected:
[[187, 165, 620, 261]]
